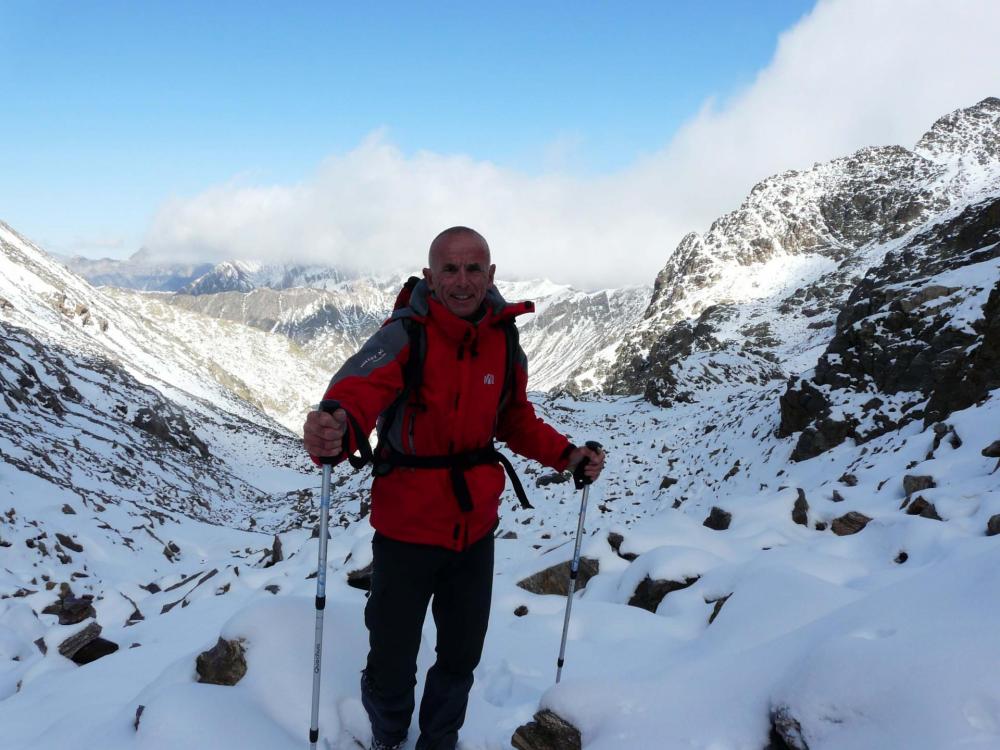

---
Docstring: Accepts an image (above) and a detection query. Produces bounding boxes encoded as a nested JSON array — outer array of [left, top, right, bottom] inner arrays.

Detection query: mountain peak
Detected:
[[914, 96, 1000, 166]]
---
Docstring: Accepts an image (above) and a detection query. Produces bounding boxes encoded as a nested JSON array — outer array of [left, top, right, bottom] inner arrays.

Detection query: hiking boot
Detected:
[[370, 740, 404, 750]]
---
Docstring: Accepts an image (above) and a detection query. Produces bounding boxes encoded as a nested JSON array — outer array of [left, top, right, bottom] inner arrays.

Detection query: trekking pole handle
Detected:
[[316, 399, 343, 466], [573, 441, 603, 490]]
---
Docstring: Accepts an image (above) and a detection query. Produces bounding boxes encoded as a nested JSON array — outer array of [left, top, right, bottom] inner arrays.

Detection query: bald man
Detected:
[[304, 227, 604, 750]]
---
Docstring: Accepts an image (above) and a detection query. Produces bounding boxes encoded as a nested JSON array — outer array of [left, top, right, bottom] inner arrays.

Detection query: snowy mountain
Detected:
[[59, 247, 214, 292], [2, 98, 1000, 750]]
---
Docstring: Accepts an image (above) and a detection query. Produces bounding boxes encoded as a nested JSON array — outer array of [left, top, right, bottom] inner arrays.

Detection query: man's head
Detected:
[[423, 226, 496, 319]]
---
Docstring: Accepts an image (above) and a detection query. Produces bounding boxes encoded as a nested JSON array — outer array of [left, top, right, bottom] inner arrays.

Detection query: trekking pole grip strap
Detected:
[[573, 440, 603, 489], [317, 399, 372, 469]]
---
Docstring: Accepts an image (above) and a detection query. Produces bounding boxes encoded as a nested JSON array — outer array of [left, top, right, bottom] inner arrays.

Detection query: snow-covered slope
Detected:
[[3, 98, 1000, 750]]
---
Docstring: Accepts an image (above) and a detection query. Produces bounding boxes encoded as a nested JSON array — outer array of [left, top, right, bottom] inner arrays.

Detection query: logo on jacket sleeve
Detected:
[[484, 373, 496, 385]]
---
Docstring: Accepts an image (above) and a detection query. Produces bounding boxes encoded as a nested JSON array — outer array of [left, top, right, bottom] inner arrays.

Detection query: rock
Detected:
[[516, 558, 599, 597], [903, 475, 936, 497], [55, 533, 83, 553], [34, 637, 47, 655], [71, 637, 119, 665], [607, 532, 636, 561], [511, 709, 582, 750], [769, 705, 810, 750], [61, 504, 76, 515], [659, 476, 678, 490], [42, 592, 96, 625], [500, 531, 518, 539], [703, 507, 732, 531], [628, 576, 699, 613], [163, 541, 181, 562], [831, 490, 845, 502], [264, 534, 283, 567], [132, 405, 211, 459], [264, 585, 280, 595], [905, 496, 942, 520], [831, 512, 872, 536], [895, 552, 909, 564], [134, 705, 144, 731], [838, 473, 859, 486], [514, 605, 529, 617], [58, 621, 102, 660], [792, 489, 809, 526], [987, 515, 1000, 536], [346, 562, 373, 591], [982, 441, 1000, 458], [196, 637, 247, 686], [707, 594, 731, 625], [535, 472, 570, 488]]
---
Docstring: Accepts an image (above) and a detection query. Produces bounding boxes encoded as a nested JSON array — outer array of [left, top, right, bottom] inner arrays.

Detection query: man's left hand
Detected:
[[567, 444, 605, 481]]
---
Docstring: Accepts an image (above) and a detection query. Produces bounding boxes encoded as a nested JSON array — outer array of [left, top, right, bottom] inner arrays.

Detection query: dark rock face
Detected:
[[831, 512, 872, 536], [703, 507, 732, 531], [628, 576, 699, 613], [516, 558, 599, 597], [132, 404, 211, 459], [780, 195, 1000, 459], [511, 710, 582, 750], [196, 637, 247, 686]]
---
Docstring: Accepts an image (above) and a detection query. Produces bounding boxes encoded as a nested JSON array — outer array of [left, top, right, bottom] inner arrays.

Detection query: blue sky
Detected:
[[1, 0, 998, 287], [1, 1, 812, 256]]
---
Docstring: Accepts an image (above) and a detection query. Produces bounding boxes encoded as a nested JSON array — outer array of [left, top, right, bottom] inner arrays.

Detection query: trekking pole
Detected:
[[309, 399, 341, 749], [556, 440, 603, 684]]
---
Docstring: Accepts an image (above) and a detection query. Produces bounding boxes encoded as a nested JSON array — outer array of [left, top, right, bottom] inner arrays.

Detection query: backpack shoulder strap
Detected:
[[499, 318, 519, 413]]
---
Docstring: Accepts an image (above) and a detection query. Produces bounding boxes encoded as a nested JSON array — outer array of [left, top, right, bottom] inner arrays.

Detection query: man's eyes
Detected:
[[442, 265, 484, 274]]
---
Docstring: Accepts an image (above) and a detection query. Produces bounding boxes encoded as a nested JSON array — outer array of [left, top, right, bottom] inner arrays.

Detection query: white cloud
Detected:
[[144, 0, 1000, 290]]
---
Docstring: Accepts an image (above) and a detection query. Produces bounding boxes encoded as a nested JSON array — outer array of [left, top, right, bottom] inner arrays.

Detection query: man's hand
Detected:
[[567, 444, 605, 481], [303, 408, 348, 458]]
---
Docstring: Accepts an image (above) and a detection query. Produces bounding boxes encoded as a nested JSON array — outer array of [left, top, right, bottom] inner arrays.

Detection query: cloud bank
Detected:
[[144, 0, 1000, 289]]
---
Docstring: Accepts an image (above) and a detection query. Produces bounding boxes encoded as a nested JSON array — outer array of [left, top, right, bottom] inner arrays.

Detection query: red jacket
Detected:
[[317, 281, 574, 550]]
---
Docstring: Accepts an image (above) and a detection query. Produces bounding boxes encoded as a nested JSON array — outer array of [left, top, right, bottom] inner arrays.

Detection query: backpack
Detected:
[[342, 276, 533, 510]]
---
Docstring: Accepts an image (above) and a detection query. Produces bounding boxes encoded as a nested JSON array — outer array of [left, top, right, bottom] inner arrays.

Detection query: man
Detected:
[[303, 226, 604, 750]]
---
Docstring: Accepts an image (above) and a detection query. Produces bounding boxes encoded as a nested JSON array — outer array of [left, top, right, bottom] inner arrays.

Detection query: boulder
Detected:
[[703, 507, 732, 531], [987, 515, 1000, 536], [628, 576, 699, 613], [903, 475, 936, 497], [55, 533, 83, 553], [831, 512, 871, 536], [58, 621, 102, 660], [42, 592, 96, 625], [196, 637, 247, 686], [264, 534, 283, 567], [792, 490, 809, 526], [346, 563, 372, 591], [905, 497, 942, 520], [768, 705, 810, 750], [982, 441, 1000, 458], [659, 476, 678, 490], [71, 637, 119, 665], [838, 473, 858, 487], [511, 709, 582, 750], [517, 558, 599, 597]]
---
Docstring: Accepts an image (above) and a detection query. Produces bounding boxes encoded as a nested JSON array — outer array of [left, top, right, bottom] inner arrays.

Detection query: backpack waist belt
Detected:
[[374, 444, 533, 511]]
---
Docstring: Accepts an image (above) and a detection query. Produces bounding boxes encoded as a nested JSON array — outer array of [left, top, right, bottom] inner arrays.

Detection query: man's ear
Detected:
[[488, 264, 496, 285], [422, 267, 433, 290]]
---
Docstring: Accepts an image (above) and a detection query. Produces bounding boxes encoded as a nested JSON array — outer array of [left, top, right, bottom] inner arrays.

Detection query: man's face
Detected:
[[423, 234, 496, 319]]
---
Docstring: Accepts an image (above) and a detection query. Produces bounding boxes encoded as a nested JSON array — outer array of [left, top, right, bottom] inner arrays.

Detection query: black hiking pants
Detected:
[[361, 530, 494, 750]]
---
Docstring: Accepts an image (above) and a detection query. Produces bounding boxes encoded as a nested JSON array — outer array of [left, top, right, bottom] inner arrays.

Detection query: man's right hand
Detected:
[[303, 408, 348, 458]]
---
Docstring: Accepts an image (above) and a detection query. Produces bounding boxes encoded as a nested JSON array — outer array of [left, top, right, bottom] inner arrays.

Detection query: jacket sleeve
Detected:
[[495, 343, 575, 471], [311, 320, 410, 465]]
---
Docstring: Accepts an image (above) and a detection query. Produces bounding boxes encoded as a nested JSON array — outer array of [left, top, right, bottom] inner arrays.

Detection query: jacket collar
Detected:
[[397, 279, 535, 334]]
